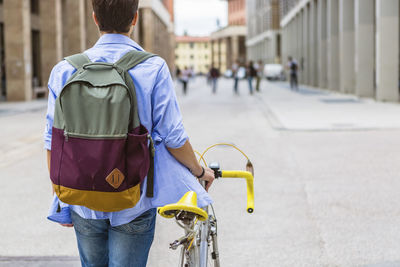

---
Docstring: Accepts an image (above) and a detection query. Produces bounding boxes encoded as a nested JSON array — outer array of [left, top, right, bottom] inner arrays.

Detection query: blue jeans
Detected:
[[234, 77, 239, 93], [248, 77, 254, 94], [211, 78, 218, 93], [71, 209, 156, 267]]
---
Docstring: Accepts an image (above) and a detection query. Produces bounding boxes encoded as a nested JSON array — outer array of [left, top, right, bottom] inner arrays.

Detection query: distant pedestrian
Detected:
[[254, 60, 263, 92], [209, 64, 220, 94], [180, 66, 191, 95], [175, 65, 181, 80], [287, 56, 298, 90], [246, 61, 257, 95], [189, 66, 195, 81], [232, 60, 240, 94]]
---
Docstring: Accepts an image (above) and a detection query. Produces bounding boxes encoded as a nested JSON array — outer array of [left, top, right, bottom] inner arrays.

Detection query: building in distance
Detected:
[[211, 0, 247, 73], [246, 0, 281, 64], [175, 36, 211, 75]]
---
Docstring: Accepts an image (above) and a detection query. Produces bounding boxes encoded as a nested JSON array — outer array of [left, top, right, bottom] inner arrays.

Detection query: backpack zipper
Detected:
[[64, 130, 69, 142], [63, 130, 127, 142]]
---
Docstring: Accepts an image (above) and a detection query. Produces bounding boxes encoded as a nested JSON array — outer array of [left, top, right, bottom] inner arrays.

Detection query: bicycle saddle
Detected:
[[158, 191, 208, 221]]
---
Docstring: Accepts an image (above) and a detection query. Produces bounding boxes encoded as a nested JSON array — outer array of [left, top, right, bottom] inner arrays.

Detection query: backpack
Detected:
[[290, 61, 298, 72], [250, 66, 257, 77], [50, 51, 155, 212]]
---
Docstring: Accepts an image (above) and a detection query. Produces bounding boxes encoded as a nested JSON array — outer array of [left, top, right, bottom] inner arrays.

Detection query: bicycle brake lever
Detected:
[[209, 162, 222, 178], [246, 160, 254, 176]]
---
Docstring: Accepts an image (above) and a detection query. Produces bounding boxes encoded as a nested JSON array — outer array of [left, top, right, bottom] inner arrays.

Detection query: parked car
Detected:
[[263, 64, 285, 81]]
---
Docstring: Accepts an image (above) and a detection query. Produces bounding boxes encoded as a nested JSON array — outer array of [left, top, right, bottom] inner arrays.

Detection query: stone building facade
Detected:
[[246, 0, 281, 64], [280, 0, 400, 101], [1, 0, 174, 102], [211, 0, 247, 72], [175, 36, 211, 74]]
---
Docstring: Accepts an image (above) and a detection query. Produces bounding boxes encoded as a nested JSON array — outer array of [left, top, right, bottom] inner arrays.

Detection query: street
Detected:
[[2, 77, 400, 266]]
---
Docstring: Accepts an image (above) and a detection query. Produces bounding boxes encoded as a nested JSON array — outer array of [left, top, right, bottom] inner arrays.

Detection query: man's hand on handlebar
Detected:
[[199, 167, 215, 192]]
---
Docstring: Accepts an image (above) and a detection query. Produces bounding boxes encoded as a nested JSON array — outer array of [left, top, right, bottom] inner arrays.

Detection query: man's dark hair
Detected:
[[92, 0, 139, 33]]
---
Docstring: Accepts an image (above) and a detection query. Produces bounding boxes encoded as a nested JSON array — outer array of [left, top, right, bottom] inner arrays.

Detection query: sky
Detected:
[[174, 0, 228, 36]]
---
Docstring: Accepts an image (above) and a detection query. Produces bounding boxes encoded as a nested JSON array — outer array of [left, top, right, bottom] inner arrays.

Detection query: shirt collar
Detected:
[[94, 33, 144, 51]]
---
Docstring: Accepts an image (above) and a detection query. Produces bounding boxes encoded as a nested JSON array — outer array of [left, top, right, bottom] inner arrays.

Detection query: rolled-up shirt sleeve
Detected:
[[44, 63, 64, 151], [44, 84, 56, 150], [151, 61, 188, 149]]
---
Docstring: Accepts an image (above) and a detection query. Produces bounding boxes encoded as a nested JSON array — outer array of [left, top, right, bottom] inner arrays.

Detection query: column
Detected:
[[40, 0, 62, 86], [354, 0, 374, 97], [318, 0, 328, 88], [85, 0, 100, 48], [281, 26, 287, 68], [226, 37, 232, 69], [339, 0, 355, 93], [297, 14, 302, 75], [141, 8, 154, 53], [376, 0, 399, 101], [298, 11, 304, 84], [4, 0, 32, 101], [303, 7, 309, 85], [292, 20, 296, 62], [63, 0, 87, 55], [309, 0, 318, 86], [218, 39, 222, 69], [211, 40, 215, 66], [231, 35, 239, 63], [327, 0, 340, 91], [289, 21, 294, 62]]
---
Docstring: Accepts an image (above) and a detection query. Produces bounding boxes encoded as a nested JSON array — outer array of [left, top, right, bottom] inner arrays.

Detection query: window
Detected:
[[31, 0, 39, 14], [190, 55, 194, 59], [190, 42, 194, 49], [205, 43, 208, 48]]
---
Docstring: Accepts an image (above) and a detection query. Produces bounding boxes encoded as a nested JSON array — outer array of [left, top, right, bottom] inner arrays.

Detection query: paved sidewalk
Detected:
[[0, 257, 80, 267], [259, 82, 400, 131], [0, 99, 47, 117]]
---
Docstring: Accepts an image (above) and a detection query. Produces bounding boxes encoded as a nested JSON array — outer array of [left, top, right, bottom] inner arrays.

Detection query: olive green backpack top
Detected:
[[50, 50, 156, 212]]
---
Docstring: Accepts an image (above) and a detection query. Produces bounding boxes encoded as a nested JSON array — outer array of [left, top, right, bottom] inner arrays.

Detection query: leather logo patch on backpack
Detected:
[[106, 168, 125, 189]]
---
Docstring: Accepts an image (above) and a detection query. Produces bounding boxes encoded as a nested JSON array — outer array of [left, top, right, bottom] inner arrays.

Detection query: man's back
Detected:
[[44, 1, 214, 266], [46, 33, 212, 226]]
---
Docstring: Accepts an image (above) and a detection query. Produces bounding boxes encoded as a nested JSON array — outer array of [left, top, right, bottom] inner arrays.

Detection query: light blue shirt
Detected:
[[44, 34, 212, 226]]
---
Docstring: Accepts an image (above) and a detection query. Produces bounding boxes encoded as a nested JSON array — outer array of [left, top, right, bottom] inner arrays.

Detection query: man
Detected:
[[246, 61, 257, 95], [254, 60, 263, 92], [44, 1, 215, 266], [209, 63, 220, 94], [287, 56, 298, 90], [232, 60, 240, 94], [180, 66, 190, 95]]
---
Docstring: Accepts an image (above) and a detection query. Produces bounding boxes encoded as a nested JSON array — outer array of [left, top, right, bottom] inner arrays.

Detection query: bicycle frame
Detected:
[[159, 168, 254, 267]]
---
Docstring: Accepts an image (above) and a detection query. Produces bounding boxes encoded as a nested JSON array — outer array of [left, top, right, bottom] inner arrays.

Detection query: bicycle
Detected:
[[158, 144, 255, 267]]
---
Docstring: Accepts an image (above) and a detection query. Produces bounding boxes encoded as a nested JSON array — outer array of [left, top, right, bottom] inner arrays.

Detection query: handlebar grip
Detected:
[[221, 170, 254, 213]]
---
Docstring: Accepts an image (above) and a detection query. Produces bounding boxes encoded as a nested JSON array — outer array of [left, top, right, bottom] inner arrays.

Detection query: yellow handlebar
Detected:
[[221, 170, 254, 213]]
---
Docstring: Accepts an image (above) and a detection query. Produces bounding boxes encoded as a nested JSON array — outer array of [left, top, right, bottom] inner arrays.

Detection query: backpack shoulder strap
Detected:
[[114, 50, 157, 130], [64, 53, 91, 70], [115, 50, 155, 71], [116, 50, 157, 198]]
